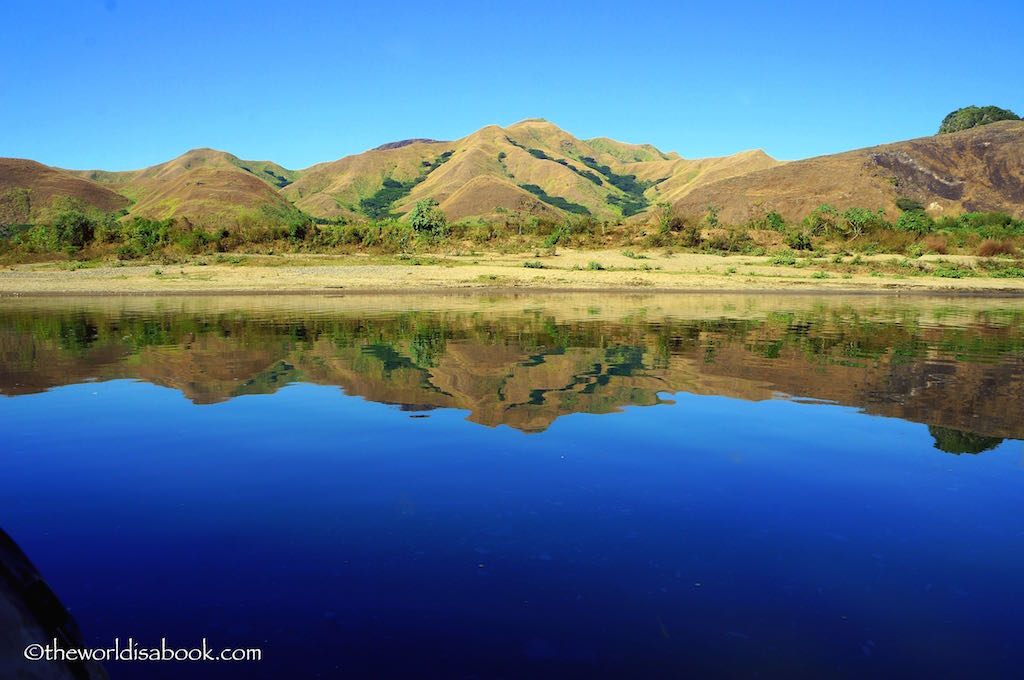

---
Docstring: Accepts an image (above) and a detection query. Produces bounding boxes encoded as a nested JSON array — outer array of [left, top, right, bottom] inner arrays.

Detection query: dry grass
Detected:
[[976, 239, 1018, 257], [922, 235, 949, 254]]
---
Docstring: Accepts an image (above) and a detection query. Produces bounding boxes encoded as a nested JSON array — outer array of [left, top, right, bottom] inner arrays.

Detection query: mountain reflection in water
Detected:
[[1, 294, 1022, 450]]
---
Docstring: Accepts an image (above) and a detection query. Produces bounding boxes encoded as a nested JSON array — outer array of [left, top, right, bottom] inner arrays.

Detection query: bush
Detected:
[[803, 204, 839, 236], [976, 239, 1017, 257], [786, 231, 813, 250], [895, 196, 924, 212], [841, 207, 888, 236], [408, 199, 449, 238], [94, 216, 124, 243], [24, 224, 60, 252], [705, 228, 752, 253], [895, 210, 935, 234], [762, 210, 787, 232], [680, 219, 702, 247], [921, 234, 948, 254], [174, 228, 214, 254], [934, 267, 973, 278], [542, 225, 569, 248], [938, 105, 1019, 135], [53, 209, 95, 248], [116, 217, 173, 258]]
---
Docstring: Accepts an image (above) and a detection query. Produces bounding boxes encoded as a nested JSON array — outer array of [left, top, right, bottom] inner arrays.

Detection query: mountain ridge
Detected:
[[2, 119, 1022, 228]]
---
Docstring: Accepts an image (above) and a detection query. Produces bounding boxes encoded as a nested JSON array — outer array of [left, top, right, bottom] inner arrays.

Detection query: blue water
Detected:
[[1, 297, 1023, 678]]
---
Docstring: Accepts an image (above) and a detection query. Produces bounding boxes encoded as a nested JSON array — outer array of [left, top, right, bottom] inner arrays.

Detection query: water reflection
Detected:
[[1, 294, 1022, 442]]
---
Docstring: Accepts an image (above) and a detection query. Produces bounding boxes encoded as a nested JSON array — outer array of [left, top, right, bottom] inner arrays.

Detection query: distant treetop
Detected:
[[938, 105, 1019, 134]]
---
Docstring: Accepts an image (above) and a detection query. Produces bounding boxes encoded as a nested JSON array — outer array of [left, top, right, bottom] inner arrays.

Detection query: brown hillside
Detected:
[[10, 119, 1022, 228], [285, 118, 776, 223], [0, 158, 129, 224], [403, 120, 780, 221], [438, 176, 562, 222], [283, 140, 452, 219], [86, 149, 295, 223], [671, 120, 1024, 223]]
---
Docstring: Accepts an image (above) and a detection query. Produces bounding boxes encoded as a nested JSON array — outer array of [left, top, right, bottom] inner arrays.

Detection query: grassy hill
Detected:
[[71, 149, 298, 224], [284, 119, 780, 223], [671, 120, 1024, 223], [2, 118, 1022, 240], [0, 158, 129, 225]]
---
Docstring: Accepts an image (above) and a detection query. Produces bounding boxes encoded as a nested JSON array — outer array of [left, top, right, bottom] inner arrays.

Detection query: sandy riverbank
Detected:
[[2, 249, 1023, 296]]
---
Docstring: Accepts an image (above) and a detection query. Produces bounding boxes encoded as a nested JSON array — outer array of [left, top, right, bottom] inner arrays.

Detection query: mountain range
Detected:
[[2, 118, 1023, 228]]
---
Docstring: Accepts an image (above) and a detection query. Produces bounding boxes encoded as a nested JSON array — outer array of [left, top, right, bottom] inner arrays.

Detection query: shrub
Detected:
[[934, 267, 973, 278], [175, 228, 214, 254], [24, 224, 59, 251], [938, 105, 1019, 135], [803, 204, 839, 236], [703, 205, 720, 229], [763, 210, 786, 232], [770, 252, 798, 266], [895, 210, 935, 234], [542, 225, 568, 248], [921, 234, 948, 254], [841, 207, 888, 236], [895, 196, 924, 212], [679, 219, 701, 247], [586, 261, 605, 270], [523, 260, 545, 268], [786, 231, 813, 250], [976, 239, 1017, 257], [54, 209, 96, 248], [705, 228, 752, 253], [94, 216, 124, 243], [408, 198, 449, 238], [118, 216, 172, 258]]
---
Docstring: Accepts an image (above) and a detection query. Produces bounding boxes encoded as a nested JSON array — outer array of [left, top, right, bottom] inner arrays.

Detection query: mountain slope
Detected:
[[76, 149, 296, 223], [0, 158, 129, 225], [671, 120, 1024, 222], [287, 119, 779, 222], [4, 119, 1022, 229]]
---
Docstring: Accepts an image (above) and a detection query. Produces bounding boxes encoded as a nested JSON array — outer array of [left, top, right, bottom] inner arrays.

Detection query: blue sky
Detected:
[[2, 0, 1021, 170]]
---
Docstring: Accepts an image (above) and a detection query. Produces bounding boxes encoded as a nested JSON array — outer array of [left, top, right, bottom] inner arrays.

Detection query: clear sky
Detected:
[[2, 0, 1021, 170]]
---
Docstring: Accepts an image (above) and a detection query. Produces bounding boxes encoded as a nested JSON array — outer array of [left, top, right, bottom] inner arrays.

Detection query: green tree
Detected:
[[703, 205, 720, 229], [895, 210, 935, 235], [53, 208, 95, 249], [655, 202, 673, 235], [803, 204, 839, 236], [937, 105, 1019, 134], [408, 199, 448, 238], [841, 207, 887, 237]]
